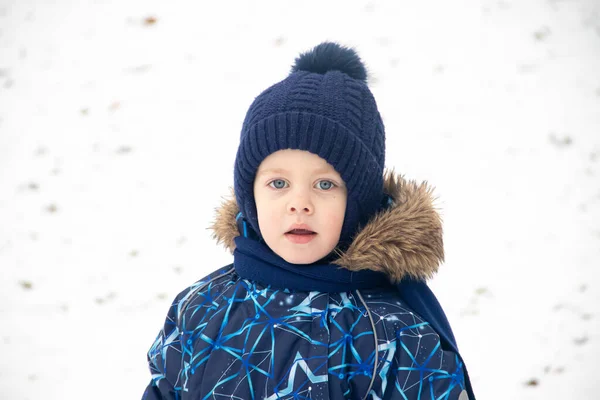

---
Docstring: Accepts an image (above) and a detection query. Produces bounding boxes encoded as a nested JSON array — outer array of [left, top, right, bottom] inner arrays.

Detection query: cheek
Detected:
[[331, 210, 346, 230], [256, 199, 282, 232], [335, 195, 347, 222], [323, 198, 346, 231]]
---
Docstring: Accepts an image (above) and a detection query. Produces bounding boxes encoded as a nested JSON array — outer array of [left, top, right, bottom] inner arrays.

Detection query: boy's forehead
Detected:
[[257, 165, 336, 177], [257, 150, 337, 174]]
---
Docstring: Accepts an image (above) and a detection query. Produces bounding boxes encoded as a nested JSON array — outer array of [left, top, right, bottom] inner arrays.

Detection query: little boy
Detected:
[[143, 42, 475, 400]]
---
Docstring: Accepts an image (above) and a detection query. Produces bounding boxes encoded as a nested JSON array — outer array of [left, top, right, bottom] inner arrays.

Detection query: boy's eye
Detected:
[[269, 179, 288, 189], [316, 180, 335, 190]]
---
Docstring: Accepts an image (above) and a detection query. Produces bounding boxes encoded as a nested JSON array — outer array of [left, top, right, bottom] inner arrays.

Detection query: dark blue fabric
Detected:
[[233, 229, 475, 399], [292, 42, 368, 82], [396, 279, 476, 400], [145, 264, 470, 399], [234, 236, 391, 292]]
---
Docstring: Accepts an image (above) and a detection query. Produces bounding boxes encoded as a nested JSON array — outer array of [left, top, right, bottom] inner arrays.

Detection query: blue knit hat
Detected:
[[234, 42, 386, 247]]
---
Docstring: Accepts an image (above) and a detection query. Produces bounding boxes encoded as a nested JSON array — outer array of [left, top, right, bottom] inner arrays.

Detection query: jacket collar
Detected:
[[210, 170, 444, 283]]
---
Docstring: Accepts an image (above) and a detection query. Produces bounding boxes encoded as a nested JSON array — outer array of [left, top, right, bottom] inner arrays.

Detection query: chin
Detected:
[[280, 248, 326, 265], [265, 235, 337, 265], [282, 254, 319, 265]]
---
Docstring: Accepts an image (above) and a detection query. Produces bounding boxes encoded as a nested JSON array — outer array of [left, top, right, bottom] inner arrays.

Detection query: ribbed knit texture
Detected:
[[234, 56, 386, 246]]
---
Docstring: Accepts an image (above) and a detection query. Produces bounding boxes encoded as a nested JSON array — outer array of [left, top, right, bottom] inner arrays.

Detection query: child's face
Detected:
[[253, 149, 347, 264]]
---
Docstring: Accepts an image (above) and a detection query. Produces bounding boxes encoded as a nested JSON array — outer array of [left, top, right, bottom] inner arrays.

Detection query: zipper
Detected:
[[355, 289, 378, 400]]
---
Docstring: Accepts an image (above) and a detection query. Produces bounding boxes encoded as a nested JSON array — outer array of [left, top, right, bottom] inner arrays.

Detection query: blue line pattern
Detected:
[[144, 266, 465, 399]]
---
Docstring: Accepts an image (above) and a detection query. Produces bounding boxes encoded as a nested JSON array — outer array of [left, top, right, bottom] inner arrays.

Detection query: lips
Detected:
[[285, 224, 317, 244], [285, 224, 315, 235], [287, 229, 314, 235]]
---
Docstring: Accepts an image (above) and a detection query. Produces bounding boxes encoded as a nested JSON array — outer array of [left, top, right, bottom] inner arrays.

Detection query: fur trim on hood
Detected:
[[209, 170, 444, 283]]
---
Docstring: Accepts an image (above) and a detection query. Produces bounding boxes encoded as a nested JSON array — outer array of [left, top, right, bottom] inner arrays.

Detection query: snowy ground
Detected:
[[1, 0, 599, 398]]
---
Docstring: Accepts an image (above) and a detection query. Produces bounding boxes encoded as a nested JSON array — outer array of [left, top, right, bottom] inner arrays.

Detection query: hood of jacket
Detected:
[[209, 170, 444, 283]]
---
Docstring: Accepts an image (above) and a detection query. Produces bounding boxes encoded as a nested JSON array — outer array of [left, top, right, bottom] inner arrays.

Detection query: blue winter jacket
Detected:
[[143, 172, 475, 399]]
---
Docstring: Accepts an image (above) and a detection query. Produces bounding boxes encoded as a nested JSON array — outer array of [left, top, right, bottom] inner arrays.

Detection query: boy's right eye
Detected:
[[268, 179, 288, 189]]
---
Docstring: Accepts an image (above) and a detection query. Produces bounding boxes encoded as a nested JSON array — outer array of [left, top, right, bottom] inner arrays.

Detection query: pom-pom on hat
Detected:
[[234, 42, 386, 249], [291, 42, 368, 81]]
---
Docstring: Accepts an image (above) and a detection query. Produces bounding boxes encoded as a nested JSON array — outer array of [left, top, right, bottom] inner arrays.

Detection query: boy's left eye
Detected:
[[315, 180, 335, 190]]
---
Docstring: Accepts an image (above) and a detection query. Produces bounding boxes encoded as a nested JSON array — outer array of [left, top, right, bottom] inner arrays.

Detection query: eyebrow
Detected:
[[257, 167, 336, 177], [257, 168, 288, 177]]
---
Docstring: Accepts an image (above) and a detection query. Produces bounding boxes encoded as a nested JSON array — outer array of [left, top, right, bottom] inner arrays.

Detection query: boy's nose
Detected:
[[288, 195, 313, 215], [289, 205, 312, 214]]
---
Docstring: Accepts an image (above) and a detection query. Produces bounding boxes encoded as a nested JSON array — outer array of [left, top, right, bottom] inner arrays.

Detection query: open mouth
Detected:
[[285, 229, 317, 244], [286, 229, 315, 235]]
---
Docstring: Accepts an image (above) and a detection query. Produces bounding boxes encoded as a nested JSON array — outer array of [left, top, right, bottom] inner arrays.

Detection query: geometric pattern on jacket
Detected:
[[144, 266, 466, 400]]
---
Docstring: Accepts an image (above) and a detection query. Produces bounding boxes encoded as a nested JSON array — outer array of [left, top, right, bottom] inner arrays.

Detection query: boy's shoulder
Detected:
[[168, 264, 236, 316], [174, 263, 235, 300]]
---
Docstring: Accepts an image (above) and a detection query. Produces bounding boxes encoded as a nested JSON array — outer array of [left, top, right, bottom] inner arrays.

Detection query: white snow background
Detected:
[[1, 0, 599, 398]]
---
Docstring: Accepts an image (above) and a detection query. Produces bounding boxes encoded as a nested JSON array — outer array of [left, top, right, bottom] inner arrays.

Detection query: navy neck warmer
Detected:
[[233, 236, 392, 293]]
